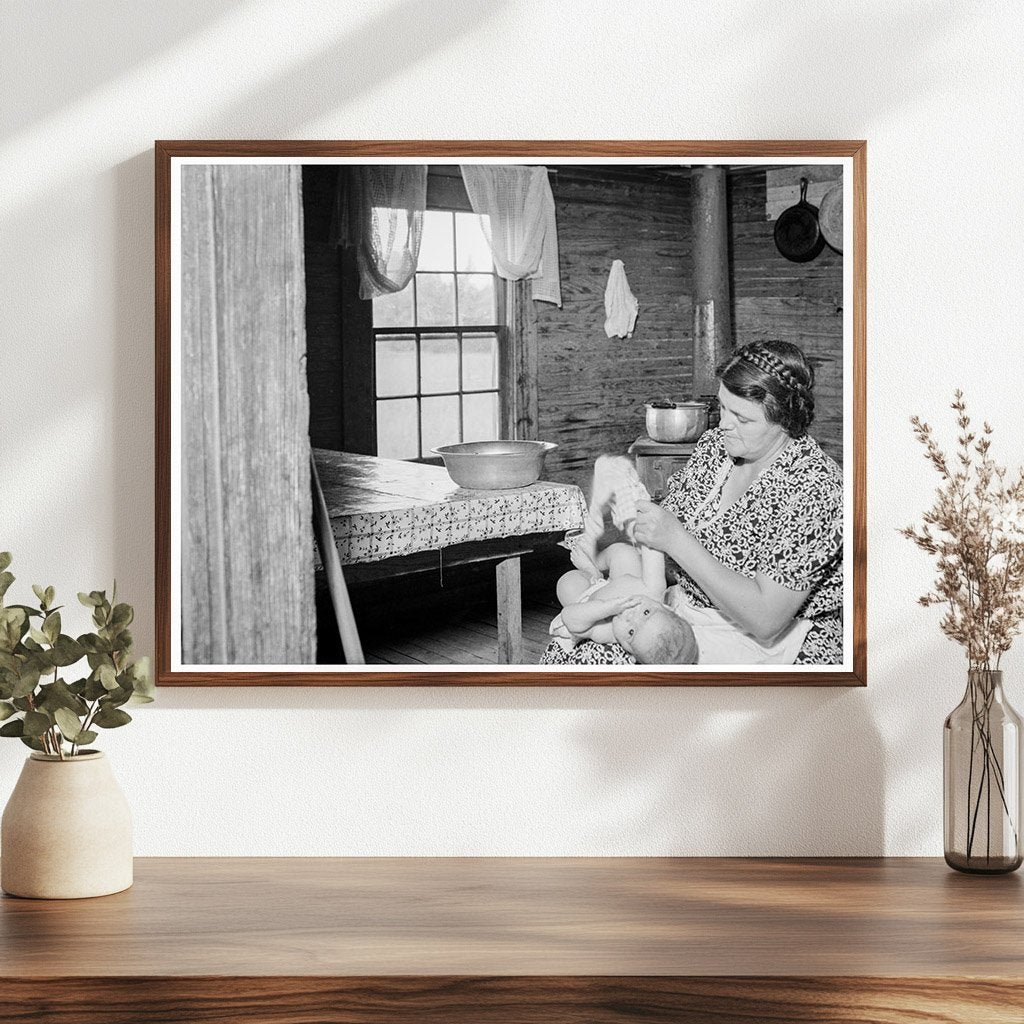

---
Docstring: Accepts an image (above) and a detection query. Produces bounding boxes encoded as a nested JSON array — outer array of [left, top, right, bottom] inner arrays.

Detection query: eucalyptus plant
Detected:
[[0, 552, 153, 759]]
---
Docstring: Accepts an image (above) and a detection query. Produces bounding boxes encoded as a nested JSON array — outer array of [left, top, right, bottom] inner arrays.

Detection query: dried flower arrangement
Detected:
[[902, 391, 1024, 869], [901, 391, 1024, 668]]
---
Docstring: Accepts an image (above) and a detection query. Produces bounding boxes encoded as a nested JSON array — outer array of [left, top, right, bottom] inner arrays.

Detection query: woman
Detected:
[[541, 340, 843, 666]]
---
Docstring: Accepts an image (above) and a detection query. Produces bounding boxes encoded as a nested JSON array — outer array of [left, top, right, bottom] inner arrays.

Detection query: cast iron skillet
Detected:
[[774, 177, 825, 263]]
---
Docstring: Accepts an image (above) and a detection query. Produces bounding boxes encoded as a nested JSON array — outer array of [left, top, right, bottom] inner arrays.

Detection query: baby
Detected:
[[551, 540, 699, 664], [551, 455, 698, 664]]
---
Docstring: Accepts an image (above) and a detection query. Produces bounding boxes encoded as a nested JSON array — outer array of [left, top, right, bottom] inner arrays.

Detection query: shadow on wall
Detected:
[[0, 0, 243, 139], [569, 686, 885, 856], [193, 0, 501, 138]]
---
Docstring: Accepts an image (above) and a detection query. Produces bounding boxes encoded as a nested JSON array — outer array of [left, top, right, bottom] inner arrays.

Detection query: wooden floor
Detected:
[[363, 591, 562, 666]]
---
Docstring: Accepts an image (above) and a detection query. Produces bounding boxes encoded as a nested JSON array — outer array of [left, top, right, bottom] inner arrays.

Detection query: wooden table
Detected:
[[2, 858, 1022, 1023], [312, 449, 587, 664]]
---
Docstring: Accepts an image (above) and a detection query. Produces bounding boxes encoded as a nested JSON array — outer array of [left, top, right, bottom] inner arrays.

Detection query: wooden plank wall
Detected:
[[534, 171, 693, 490], [180, 164, 316, 665], [728, 167, 844, 465]]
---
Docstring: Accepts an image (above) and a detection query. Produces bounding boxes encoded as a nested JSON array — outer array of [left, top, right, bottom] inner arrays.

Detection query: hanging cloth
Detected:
[[332, 165, 427, 299], [459, 165, 562, 306], [603, 259, 639, 338]]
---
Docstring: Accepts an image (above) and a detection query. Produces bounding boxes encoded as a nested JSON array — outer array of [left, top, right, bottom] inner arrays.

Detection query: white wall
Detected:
[[2, 0, 1022, 855]]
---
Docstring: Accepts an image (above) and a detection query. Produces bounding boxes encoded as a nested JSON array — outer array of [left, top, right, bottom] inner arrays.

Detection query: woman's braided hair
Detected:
[[715, 341, 815, 437]]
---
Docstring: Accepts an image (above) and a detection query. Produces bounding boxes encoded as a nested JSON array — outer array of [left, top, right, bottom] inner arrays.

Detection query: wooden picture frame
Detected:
[[156, 140, 866, 686]]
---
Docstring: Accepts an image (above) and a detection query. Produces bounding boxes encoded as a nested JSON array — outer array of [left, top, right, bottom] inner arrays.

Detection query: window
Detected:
[[372, 210, 502, 460]]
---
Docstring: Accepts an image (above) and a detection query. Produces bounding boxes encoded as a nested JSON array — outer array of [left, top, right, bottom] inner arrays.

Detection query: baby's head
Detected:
[[612, 597, 699, 665]]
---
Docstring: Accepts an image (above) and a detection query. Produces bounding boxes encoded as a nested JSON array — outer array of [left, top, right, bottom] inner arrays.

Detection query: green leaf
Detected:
[[81, 635, 112, 656], [0, 553, 11, 573], [8, 604, 42, 619], [19, 735, 45, 752], [98, 664, 117, 691], [0, 651, 19, 674], [0, 572, 14, 602], [31, 584, 46, 608], [22, 711, 51, 738], [127, 657, 155, 703], [12, 697, 33, 712], [0, 701, 16, 721], [78, 592, 100, 608], [54, 707, 85, 742], [36, 679, 88, 717], [42, 611, 60, 644], [110, 603, 133, 630], [0, 607, 27, 652], [0, 719, 24, 737], [50, 635, 85, 667], [93, 705, 131, 729], [44, 586, 55, 609], [74, 730, 98, 746], [11, 665, 41, 699], [28, 627, 49, 646], [83, 675, 108, 701], [104, 685, 132, 709]]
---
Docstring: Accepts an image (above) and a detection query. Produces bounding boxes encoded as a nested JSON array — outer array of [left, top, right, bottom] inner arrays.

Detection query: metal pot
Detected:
[[432, 440, 557, 490], [774, 177, 825, 263], [645, 401, 709, 443]]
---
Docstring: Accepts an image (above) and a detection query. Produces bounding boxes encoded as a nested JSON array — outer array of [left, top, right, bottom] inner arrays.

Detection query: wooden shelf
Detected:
[[2, 857, 1022, 1022]]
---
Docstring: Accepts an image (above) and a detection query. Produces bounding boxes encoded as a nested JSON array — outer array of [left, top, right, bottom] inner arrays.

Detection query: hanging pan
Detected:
[[774, 177, 825, 263], [818, 182, 843, 252]]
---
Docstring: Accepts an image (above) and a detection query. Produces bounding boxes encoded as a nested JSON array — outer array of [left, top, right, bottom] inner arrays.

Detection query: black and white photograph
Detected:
[[158, 143, 864, 684]]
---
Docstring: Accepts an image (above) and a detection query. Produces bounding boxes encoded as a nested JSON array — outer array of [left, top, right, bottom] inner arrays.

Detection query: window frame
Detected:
[[371, 189, 510, 464]]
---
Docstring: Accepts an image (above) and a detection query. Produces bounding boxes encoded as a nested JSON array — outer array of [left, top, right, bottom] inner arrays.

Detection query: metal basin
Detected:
[[432, 440, 558, 490], [645, 401, 709, 443]]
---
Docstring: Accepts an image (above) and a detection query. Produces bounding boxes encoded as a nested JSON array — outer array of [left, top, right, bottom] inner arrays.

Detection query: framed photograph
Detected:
[[156, 141, 865, 686]]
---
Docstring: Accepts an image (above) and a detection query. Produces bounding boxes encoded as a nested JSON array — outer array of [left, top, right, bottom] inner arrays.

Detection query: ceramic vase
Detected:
[[944, 669, 1023, 874], [1, 751, 133, 898]]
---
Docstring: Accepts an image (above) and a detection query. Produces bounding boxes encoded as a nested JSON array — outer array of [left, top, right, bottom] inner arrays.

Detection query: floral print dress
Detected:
[[540, 428, 844, 666]]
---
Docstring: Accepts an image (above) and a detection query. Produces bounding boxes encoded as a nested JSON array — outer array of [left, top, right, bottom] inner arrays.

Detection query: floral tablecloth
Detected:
[[313, 449, 587, 564]]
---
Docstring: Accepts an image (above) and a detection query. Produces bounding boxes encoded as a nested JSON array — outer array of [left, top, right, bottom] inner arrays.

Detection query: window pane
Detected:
[[456, 212, 492, 271], [417, 211, 454, 272], [375, 335, 417, 397], [458, 274, 495, 324], [372, 286, 413, 328], [463, 333, 498, 390], [377, 398, 419, 460], [420, 333, 459, 394], [415, 274, 455, 326], [421, 395, 460, 454], [463, 393, 499, 443]]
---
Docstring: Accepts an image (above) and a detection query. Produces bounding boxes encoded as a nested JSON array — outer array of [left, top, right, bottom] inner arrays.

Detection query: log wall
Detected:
[[535, 171, 693, 490], [728, 167, 844, 465]]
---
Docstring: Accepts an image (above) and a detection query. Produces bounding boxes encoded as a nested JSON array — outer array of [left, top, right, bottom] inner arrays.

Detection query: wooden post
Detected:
[[690, 166, 734, 399], [502, 279, 538, 441], [180, 164, 316, 665], [495, 556, 523, 665]]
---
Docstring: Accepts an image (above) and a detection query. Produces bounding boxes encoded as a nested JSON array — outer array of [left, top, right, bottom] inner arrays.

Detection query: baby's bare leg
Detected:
[[557, 569, 594, 607], [595, 542, 643, 579]]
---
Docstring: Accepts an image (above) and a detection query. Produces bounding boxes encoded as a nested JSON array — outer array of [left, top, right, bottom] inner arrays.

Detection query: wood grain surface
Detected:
[[2, 857, 1019, 1023]]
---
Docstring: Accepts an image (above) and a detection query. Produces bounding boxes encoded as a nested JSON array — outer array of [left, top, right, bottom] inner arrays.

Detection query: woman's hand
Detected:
[[632, 500, 686, 554]]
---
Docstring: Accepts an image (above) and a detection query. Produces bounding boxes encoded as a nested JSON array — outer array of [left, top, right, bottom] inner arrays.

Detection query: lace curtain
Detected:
[[333, 165, 427, 299], [459, 165, 562, 306]]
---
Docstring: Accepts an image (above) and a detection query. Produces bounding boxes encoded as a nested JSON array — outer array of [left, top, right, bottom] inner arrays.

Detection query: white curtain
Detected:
[[459, 165, 562, 306], [333, 165, 427, 299]]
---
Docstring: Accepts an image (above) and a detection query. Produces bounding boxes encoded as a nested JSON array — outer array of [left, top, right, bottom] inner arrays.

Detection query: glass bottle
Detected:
[[944, 669, 1023, 873]]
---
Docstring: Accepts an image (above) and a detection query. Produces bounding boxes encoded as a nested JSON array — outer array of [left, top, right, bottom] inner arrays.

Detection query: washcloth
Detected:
[[604, 259, 639, 338], [567, 455, 651, 581]]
